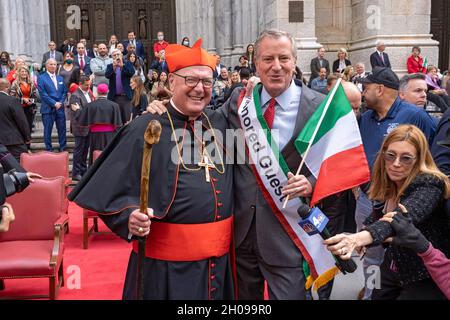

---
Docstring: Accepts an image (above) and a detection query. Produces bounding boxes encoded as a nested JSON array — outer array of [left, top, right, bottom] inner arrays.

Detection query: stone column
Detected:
[[0, 0, 50, 63], [349, 0, 438, 74], [231, 0, 244, 61], [269, 0, 323, 78], [215, 0, 233, 67]]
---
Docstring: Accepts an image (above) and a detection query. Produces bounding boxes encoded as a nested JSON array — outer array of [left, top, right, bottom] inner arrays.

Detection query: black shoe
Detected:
[[72, 175, 82, 182]]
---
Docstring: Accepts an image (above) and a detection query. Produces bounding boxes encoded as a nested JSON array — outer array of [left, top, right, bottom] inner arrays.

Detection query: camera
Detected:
[[0, 165, 29, 208]]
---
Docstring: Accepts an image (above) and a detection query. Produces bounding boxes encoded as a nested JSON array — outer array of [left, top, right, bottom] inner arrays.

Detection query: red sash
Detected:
[[132, 216, 233, 262]]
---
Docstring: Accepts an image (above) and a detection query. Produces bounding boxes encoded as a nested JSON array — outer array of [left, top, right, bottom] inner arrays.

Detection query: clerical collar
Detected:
[[169, 99, 202, 122]]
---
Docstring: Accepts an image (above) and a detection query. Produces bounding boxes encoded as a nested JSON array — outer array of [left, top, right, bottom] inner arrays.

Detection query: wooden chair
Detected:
[[20, 152, 71, 232], [0, 177, 67, 300], [82, 150, 113, 249]]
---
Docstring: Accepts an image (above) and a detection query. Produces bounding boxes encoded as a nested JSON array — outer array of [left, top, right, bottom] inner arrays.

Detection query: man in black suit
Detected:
[[213, 54, 227, 79], [370, 41, 391, 69], [0, 79, 31, 161], [68, 76, 95, 181], [309, 47, 330, 86], [59, 38, 77, 55]]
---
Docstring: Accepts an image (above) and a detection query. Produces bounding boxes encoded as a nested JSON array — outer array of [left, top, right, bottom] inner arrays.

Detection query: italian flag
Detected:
[[295, 80, 370, 206]]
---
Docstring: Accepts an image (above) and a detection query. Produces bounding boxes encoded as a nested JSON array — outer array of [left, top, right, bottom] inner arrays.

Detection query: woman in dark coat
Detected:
[[325, 125, 450, 300]]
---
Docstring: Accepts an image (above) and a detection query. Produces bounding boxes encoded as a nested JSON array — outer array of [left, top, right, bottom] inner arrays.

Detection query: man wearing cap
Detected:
[[69, 39, 236, 300], [355, 66, 436, 300], [70, 84, 122, 165]]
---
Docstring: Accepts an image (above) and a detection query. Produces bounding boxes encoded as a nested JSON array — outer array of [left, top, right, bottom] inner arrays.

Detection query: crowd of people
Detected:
[[0, 28, 449, 301]]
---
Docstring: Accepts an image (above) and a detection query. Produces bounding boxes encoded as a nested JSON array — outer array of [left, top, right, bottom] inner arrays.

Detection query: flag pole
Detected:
[[282, 78, 343, 209]]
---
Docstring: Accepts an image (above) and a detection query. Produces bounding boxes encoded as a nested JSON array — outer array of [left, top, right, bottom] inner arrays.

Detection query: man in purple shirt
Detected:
[[105, 49, 135, 124]]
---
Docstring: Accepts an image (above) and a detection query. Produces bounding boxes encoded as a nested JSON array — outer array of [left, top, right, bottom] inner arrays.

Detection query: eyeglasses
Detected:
[[173, 73, 214, 88], [383, 151, 416, 166]]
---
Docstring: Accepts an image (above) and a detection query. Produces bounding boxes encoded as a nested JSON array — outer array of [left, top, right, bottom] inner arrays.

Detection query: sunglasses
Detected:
[[383, 151, 416, 166]]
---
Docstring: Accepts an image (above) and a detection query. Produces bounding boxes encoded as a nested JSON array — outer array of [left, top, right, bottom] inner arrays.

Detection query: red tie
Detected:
[[80, 56, 84, 70], [264, 98, 277, 130]]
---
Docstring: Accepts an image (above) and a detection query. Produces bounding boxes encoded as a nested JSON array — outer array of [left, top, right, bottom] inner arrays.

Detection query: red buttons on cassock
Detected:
[[211, 287, 217, 292], [211, 263, 216, 268], [218, 203, 223, 207], [211, 275, 216, 280], [217, 216, 222, 220], [212, 178, 218, 183], [216, 190, 222, 194]]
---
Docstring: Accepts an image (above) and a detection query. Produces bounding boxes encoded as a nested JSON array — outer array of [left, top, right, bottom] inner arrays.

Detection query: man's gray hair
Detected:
[[399, 73, 427, 93], [45, 58, 57, 66], [254, 29, 297, 59]]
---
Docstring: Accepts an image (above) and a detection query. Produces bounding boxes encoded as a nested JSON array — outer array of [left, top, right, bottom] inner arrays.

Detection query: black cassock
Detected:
[[77, 97, 122, 163], [68, 104, 234, 300]]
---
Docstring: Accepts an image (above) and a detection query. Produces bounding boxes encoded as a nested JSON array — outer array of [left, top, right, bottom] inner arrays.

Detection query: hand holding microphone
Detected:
[[297, 204, 357, 274]]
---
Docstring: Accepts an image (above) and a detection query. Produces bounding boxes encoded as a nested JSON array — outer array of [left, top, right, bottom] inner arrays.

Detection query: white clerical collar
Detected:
[[261, 80, 299, 112]]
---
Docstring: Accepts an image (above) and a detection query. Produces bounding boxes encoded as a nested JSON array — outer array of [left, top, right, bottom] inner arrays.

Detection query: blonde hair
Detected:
[[342, 66, 354, 81], [338, 48, 348, 58], [369, 125, 450, 203]]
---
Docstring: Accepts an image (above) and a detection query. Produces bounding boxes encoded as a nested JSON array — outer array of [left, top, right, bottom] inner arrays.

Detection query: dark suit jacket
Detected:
[[213, 64, 227, 79], [105, 61, 135, 100], [74, 55, 92, 76], [59, 44, 77, 55], [122, 40, 145, 60], [68, 88, 95, 137], [0, 92, 31, 146], [219, 80, 326, 267], [370, 51, 391, 69], [431, 108, 450, 175], [332, 59, 352, 73], [42, 51, 64, 67], [37, 72, 68, 115], [309, 57, 330, 82]]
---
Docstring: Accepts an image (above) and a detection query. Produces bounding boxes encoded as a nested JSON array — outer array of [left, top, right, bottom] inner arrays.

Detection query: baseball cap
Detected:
[[356, 67, 400, 90]]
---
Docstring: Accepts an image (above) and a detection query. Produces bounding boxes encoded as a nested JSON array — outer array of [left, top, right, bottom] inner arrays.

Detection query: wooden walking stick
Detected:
[[137, 120, 162, 300]]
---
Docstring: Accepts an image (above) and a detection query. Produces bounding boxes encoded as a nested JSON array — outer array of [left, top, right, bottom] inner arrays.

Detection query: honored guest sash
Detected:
[[237, 85, 338, 289]]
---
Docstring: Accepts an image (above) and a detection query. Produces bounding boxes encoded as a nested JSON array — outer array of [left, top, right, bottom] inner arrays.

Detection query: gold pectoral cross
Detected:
[[198, 142, 215, 183]]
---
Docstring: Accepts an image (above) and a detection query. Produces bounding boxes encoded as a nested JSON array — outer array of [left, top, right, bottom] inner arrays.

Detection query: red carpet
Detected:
[[0, 202, 131, 300]]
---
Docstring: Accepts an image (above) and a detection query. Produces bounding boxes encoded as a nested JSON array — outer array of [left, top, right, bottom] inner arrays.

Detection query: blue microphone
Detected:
[[297, 204, 357, 274]]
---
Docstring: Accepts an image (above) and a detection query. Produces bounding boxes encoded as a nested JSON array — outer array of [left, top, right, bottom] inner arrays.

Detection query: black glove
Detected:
[[390, 214, 430, 254]]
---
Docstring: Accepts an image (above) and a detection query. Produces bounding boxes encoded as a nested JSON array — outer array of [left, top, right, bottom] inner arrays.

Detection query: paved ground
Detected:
[[309, 256, 365, 300]]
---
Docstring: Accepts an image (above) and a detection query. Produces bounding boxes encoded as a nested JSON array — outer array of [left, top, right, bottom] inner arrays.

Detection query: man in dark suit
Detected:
[[370, 41, 391, 69], [42, 41, 63, 67], [74, 43, 92, 76], [213, 54, 227, 79], [122, 31, 145, 61], [106, 49, 135, 124], [68, 76, 95, 181], [59, 38, 77, 55], [309, 47, 330, 86], [219, 30, 328, 300], [37, 58, 68, 152], [0, 79, 31, 161]]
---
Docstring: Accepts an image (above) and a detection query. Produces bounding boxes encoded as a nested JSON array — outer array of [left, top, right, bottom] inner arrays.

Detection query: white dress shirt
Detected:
[[260, 80, 301, 151], [48, 71, 58, 90]]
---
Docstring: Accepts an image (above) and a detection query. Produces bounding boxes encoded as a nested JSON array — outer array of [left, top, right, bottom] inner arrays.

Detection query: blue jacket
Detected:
[[37, 72, 68, 115], [105, 61, 135, 100], [122, 40, 146, 60]]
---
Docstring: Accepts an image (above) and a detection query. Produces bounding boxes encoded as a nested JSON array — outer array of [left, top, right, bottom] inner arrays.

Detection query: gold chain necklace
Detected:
[[166, 111, 225, 175]]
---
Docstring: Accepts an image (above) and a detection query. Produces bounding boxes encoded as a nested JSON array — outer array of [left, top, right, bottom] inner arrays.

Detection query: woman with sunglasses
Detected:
[[325, 125, 450, 300]]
